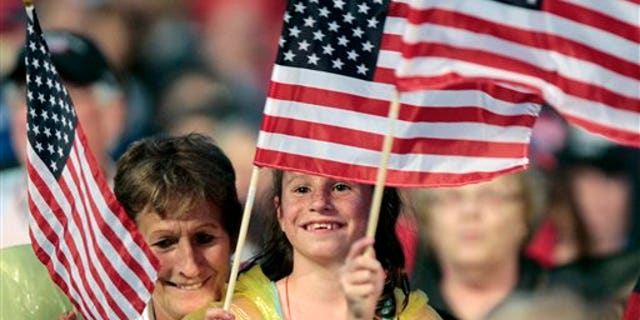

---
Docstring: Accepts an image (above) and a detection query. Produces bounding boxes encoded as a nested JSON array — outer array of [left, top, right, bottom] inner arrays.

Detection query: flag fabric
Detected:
[[625, 276, 640, 320], [396, 0, 640, 147], [24, 5, 158, 320], [254, 0, 543, 187]]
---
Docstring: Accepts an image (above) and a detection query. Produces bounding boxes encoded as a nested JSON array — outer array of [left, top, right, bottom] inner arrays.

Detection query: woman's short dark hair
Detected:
[[255, 170, 409, 318], [114, 133, 242, 247]]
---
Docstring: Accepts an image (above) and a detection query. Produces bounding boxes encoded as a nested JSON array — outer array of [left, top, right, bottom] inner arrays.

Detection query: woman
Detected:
[[113, 134, 242, 320], [409, 171, 548, 320], [194, 170, 442, 319]]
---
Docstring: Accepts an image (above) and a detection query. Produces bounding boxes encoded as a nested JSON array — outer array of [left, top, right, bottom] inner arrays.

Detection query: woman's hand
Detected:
[[340, 237, 385, 320], [204, 308, 235, 320]]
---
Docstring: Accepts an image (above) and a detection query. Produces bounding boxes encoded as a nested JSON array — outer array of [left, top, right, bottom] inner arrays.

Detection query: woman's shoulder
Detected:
[[396, 288, 444, 320]]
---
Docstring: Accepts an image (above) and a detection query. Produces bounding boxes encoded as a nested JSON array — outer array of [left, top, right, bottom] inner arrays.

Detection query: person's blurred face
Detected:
[[8, 83, 123, 168], [422, 174, 528, 268], [276, 172, 372, 265], [136, 202, 230, 320], [571, 166, 630, 255]]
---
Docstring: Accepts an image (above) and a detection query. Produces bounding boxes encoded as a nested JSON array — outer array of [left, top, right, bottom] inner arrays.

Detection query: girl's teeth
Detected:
[[306, 223, 338, 230]]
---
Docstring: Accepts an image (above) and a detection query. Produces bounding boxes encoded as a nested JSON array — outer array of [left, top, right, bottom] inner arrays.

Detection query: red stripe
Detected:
[[380, 33, 402, 53], [74, 128, 157, 295], [561, 113, 640, 148], [546, 1, 639, 43], [408, 8, 639, 81], [261, 115, 530, 158], [67, 143, 144, 316], [269, 82, 391, 117], [388, 0, 409, 18], [27, 162, 109, 320], [401, 42, 639, 113], [254, 148, 528, 187], [374, 66, 396, 84]]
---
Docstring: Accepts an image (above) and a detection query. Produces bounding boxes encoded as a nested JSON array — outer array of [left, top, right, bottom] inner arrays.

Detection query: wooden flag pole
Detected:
[[365, 92, 400, 239], [223, 166, 261, 310]]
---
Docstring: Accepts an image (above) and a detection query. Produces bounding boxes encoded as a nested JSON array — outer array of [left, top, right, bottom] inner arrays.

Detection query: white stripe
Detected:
[[27, 147, 105, 319], [550, 92, 640, 135], [73, 135, 158, 283], [272, 64, 396, 100], [257, 132, 529, 173], [377, 49, 400, 70], [410, 0, 638, 65], [402, 23, 639, 98], [382, 16, 406, 36], [67, 144, 148, 319], [265, 98, 534, 143], [561, 0, 639, 26], [399, 90, 542, 116], [402, 57, 640, 132]]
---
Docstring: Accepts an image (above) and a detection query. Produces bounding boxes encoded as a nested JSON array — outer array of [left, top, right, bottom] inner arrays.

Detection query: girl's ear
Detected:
[[274, 196, 284, 230]]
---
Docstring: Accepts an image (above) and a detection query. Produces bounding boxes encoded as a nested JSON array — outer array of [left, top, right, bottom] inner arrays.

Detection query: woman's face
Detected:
[[136, 202, 230, 320], [276, 172, 372, 265], [422, 174, 527, 268]]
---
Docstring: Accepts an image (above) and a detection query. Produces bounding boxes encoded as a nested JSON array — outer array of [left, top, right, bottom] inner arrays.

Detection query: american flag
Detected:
[[254, 0, 543, 187], [396, 0, 640, 147], [625, 276, 640, 320], [24, 5, 158, 320]]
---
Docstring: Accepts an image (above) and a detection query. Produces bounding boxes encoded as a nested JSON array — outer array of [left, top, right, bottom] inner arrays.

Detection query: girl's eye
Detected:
[[152, 238, 177, 249], [293, 186, 310, 193], [194, 233, 216, 245], [333, 183, 351, 192]]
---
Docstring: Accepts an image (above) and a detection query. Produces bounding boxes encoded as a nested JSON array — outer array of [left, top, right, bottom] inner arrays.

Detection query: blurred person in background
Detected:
[[526, 128, 640, 308], [155, 68, 234, 137], [1, 30, 126, 248], [484, 289, 592, 320], [0, 0, 26, 169], [408, 171, 549, 320]]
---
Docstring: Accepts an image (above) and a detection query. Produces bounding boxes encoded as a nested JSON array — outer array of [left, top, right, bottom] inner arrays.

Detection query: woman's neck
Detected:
[[440, 259, 519, 320]]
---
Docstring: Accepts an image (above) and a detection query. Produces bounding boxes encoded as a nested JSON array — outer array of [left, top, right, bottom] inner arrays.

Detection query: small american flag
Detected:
[[24, 5, 158, 320], [254, 0, 542, 187], [397, 0, 640, 147], [625, 276, 640, 320]]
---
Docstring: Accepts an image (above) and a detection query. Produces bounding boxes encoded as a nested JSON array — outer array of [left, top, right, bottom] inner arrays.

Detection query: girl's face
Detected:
[[136, 202, 230, 320], [276, 172, 373, 265]]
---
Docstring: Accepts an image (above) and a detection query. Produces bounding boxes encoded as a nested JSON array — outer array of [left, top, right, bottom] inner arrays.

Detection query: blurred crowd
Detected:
[[1, 1, 638, 319]]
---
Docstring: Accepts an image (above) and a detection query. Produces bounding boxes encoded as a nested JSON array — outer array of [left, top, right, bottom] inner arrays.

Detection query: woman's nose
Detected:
[[175, 242, 203, 278]]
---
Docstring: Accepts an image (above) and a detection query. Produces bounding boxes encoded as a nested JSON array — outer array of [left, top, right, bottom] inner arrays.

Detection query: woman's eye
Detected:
[[152, 238, 176, 249], [194, 233, 216, 245]]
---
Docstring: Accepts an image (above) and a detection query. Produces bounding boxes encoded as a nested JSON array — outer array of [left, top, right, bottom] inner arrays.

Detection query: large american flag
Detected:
[[254, 0, 543, 187], [396, 0, 640, 147], [24, 5, 158, 320]]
